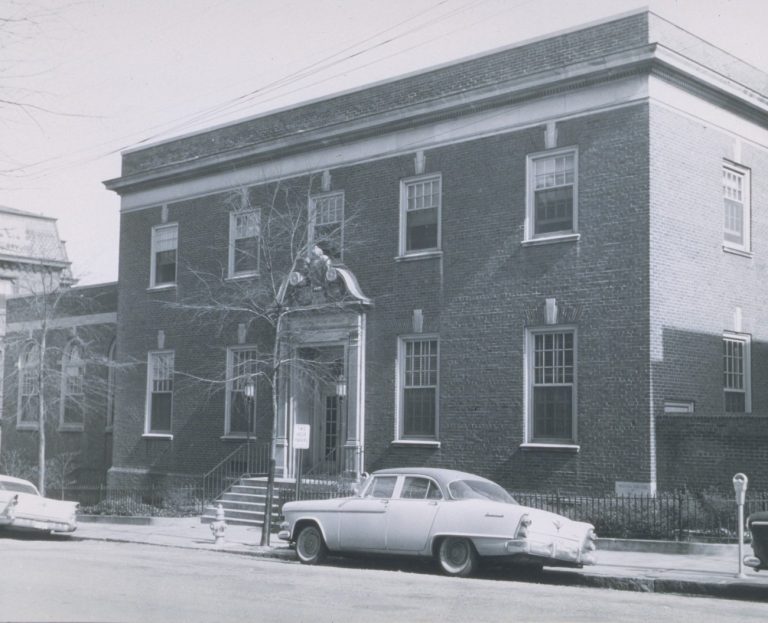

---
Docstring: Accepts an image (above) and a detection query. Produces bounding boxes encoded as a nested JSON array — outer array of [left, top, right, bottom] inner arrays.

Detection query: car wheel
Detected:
[[295, 524, 327, 565], [438, 537, 477, 577]]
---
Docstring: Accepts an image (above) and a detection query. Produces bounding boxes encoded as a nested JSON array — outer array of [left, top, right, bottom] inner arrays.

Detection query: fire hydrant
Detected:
[[209, 504, 227, 546]]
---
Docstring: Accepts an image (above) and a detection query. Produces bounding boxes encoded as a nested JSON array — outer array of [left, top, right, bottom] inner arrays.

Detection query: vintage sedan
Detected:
[[0, 475, 78, 534], [279, 467, 597, 576]]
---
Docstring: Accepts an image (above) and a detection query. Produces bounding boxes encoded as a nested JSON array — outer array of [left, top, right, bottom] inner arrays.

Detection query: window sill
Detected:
[[226, 272, 260, 281], [722, 245, 752, 258], [16, 424, 39, 431], [391, 439, 441, 448], [142, 433, 173, 440], [221, 435, 258, 441], [520, 442, 580, 452], [394, 250, 442, 262], [522, 233, 580, 247], [58, 426, 84, 433], [147, 284, 176, 292]]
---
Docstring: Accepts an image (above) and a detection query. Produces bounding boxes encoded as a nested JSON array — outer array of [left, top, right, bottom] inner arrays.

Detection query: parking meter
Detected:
[[733, 473, 748, 505], [733, 473, 748, 577]]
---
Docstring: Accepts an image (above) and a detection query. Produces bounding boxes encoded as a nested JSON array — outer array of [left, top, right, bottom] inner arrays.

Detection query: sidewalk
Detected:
[[72, 516, 768, 602]]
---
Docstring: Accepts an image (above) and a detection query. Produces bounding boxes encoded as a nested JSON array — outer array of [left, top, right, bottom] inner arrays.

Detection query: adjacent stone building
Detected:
[[103, 10, 768, 495]]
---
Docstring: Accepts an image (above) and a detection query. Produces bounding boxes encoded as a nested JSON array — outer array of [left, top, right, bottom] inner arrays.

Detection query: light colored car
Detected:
[[0, 475, 78, 534], [279, 467, 597, 577]]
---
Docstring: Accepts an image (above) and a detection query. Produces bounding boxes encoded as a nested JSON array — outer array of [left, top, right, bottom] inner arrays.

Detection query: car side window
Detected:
[[401, 477, 443, 500], [365, 476, 397, 499]]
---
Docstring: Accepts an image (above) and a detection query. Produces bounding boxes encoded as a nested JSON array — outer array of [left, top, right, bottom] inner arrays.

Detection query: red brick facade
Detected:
[[103, 11, 768, 494]]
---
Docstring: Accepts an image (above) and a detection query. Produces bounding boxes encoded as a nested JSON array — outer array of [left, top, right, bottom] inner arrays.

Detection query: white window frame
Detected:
[[224, 346, 259, 437], [523, 327, 578, 446], [59, 340, 85, 431], [722, 162, 751, 253], [723, 332, 751, 413], [395, 335, 439, 442], [144, 350, 174, 437], [16, 342, 40, 430], [525, 148, 579, 243], [309, 191, 345, 260], [150, 223, 178, 288], [228, 210, 260, 278], [399, 174, 442, 257]]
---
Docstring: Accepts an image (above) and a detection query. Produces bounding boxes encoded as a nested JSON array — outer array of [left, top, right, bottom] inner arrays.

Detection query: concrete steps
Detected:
[[201, 479, 281, 528]]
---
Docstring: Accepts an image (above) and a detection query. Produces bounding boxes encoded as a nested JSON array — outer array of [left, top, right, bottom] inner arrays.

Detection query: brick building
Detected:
[[103, 10, 768, 495], [0, 283, 117, 487]]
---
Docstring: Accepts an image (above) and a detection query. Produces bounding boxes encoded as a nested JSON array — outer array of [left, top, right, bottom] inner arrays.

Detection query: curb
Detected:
[[70, 531, 768, 603], [597, 538, 738, 556]]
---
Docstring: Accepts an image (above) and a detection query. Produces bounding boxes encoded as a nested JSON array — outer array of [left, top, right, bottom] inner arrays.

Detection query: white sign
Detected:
[[293, 424, 311, 450]]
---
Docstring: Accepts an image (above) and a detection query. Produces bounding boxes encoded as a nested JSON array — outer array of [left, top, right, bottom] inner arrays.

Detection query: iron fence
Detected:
[[510, 491, 768, 541], [53, 484, 205, 517]]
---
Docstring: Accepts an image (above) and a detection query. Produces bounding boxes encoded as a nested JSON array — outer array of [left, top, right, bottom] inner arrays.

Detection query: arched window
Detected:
[[60, 340, 85, 430], [17, 342, 40, 429], [106, 340, 116, 430]]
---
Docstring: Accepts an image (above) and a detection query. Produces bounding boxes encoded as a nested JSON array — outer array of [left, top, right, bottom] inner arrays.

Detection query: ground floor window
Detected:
[[527, 328, 576, 444], [398, 337, 439, 440], [226, 347, 259, 435], [724, 333, 751, 413], [146, 351, 174, 434]]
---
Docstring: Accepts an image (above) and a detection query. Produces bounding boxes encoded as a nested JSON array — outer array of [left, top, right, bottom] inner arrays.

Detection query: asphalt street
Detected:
[[2, 537, 767, 623]]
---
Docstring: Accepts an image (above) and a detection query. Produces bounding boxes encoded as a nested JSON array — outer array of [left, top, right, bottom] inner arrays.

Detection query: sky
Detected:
[[2, 0, 767, 285]]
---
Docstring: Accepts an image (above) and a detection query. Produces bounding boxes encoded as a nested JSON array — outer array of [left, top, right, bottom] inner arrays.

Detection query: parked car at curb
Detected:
[[279, 467, 597, 577], [0, 475, 78, 534]]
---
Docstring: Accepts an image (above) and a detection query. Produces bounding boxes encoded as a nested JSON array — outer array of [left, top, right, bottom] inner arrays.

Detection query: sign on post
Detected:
[[293, 424, 311, 450]]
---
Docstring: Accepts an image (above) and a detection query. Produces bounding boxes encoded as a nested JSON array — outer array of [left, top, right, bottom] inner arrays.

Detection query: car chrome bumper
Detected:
[[505, 538, 597, 565], [277, 530, 291, 541]]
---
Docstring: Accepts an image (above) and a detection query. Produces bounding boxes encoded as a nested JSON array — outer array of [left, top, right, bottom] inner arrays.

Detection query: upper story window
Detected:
[[398, 337, 439, 440], [146, 351, 174, 435], [526, 328, 577, 444], [724, 333, 751, 413], [60, 341, 85, 430], [151, 223, 178, 287], [229, 210, 260, 277], [226, 347, 259, 436], [723, 163, 751, 253], [526, 149, 578, 241], [17, 342, 40, 429], [400, 175, 441, 256], [310, 192, 344, 260]]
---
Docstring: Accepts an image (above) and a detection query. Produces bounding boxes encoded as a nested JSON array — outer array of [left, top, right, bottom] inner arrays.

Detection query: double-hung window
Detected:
[[527, 329, 576, 444], [310, 193, 344, 259], [226, 347, 259, 436], [398, 337, 439, 440], [151, 223, 178, 287], [17, 343, 40, 429], [60, 341, 85, 430], [723, 163, 750, 252], [146, 351, 174, 435], [400, 175, 441, 255], [229, 210, 260, 277], [724, 333, 751, 413], [526, 149, 578, 240]]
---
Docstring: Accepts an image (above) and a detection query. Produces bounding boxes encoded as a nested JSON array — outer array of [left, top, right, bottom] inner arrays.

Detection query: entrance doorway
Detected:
[[295, 345, 346, 475]]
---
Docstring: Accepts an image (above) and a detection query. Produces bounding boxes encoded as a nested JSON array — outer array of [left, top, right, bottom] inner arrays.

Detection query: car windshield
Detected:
[[0, 480, 39, 495], [448, 479, 517, 503]]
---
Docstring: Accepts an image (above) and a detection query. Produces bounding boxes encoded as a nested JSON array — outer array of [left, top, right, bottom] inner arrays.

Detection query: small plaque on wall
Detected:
[[615, 481, 656, 497]]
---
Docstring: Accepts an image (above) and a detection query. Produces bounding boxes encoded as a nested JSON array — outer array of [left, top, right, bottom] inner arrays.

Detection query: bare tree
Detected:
[[2, 270, 115, 495], [173, 179, 361, 543]]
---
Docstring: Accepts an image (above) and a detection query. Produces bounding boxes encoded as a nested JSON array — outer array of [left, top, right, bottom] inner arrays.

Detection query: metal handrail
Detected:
[[201, 440, 271, 505]]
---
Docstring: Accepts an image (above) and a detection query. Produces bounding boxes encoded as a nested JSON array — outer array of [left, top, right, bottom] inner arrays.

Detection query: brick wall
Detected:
[[112, 104, 653, 494], [649, 103, 768, 490]]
